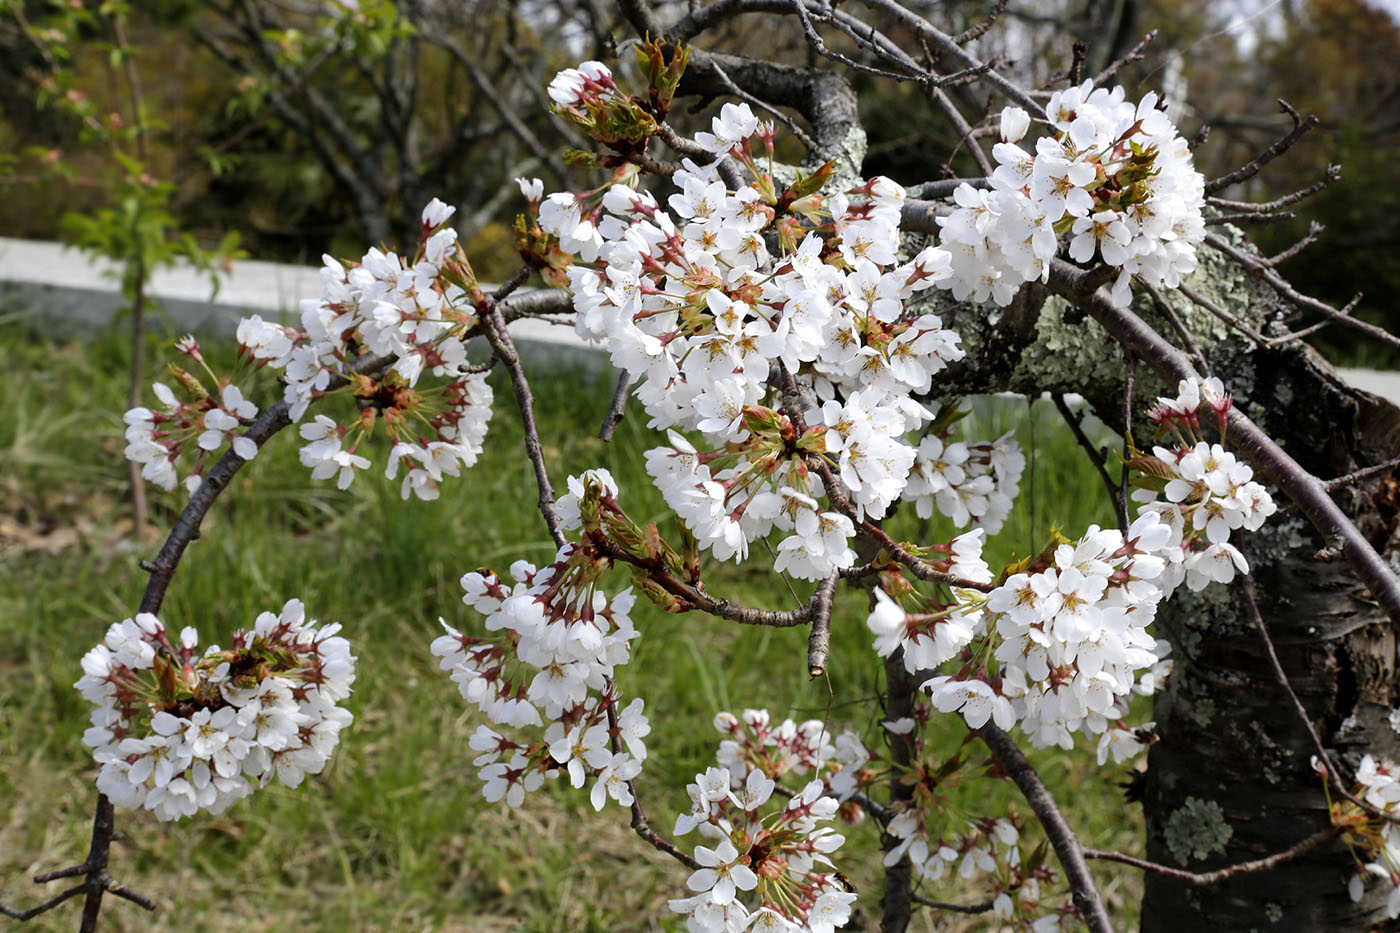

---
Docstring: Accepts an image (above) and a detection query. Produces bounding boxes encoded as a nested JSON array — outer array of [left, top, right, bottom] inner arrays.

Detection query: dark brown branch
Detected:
[[1204, 210, 1296, 226], [598, 370, 633, 441], [1119, 352, 1135, 534], [880, 653, 920, 932], [1322, 455, 1400, 492], [603, 683, 700, 869], [1, 884, 83, 920], [591, 535, 828, 626], [1090, 29, 1157, 88], [1051, 393, 1122, 531], [1045, 259, 1400, 626], [1207, 165, 1340, 214], [1203, 233, 1400, 351], [911, 892, 996, 914], [1083, 827, 1338, 885], [1240, 575, 1400, 826], [977, 722, 1114, 933], [805, 573, 838, 677], [1204, 106, 1319, 195], [479, 303, 568, 551]]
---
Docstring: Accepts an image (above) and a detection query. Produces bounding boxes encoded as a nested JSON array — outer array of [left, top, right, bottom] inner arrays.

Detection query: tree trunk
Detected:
[[1141, 345, 1400, 930]]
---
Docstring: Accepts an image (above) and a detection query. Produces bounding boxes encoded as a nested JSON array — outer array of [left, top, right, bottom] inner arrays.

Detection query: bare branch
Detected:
[[479, 304, 567, 551], [705, 54, 820, 153], [1204, 106, 1319, 195], [603, 683, 701, 869], [1204, 210, 1296, 226], [852, 0, 1047, 116], [977, 723, 1114, 933], [953, 0, 1009, 45], [1203, 233, 1400, 351], [1051, 393, 1122, 531], [1207, 165, 1340, 214], [911, 892, 996, 914], [1090, 29, 1157, 89], [1175, 282, 1271, 346], [1044, 259, 1400, 626], [1267, 220, 1325, 266], [1084, 827, 1338, 885], [0, 884, 83, 921], [598, 370, 633, 441], [1140, 281, 1210, 376], [1240, 575, 1400, 826], [1321, 455, 1400, 492]]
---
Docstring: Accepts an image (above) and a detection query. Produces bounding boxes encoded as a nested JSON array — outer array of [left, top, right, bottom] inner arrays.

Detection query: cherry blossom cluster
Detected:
[[430, 514, 649, 811], [668, 779, 856, 933], [1135, 377, 1277, 590], [886, 807, 1070, 930], [939, 83, 1205, 308], [531, 93, 968, 582], [245, 200, 493, 499], [124, 338, 261, 494], [905, 428, 1025, 533], [669, 714, 855, 933], [127, 199, 495, 501], [1339, 755, 1400, 917], [77, 599, 355, 821], [873, 512, 1177, 751]]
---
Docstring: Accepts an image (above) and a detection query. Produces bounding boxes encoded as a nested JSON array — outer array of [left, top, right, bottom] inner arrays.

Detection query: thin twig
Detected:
[[1176, 282, 1271, 346], [1203, 233, 1400, 351], [911, 892, 996, 914], [1119, 352, 1135, 534], [1141, 281, 1210, 376], [1321, 455, 1400, 492], [1204, 106, 1319, 195], [705, 55, 821, 154], [1090, 30, 1157, 88], [598, 370, 633, 441], [953, 0, 1008, 45], [0, 885, 84, 921], [1266, 221, 1324, 266], [479, 304, 567, 551], [1207, 165, 1340, 214], [603, 684, 700, 869], [589, 535, 828, 626], [1204, 210, 1296, 226], [1051, 394, 1122, 530], [789, 0, 922, 85], [1241, 574, 1400, 824], [1083, 827, 1338, 885]]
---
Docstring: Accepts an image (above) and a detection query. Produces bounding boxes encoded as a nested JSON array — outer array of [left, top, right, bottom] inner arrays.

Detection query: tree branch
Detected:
[[1044, 259, 1400, 626], [1083, 827, 1338, 885], [977, 723, 1114, 933]]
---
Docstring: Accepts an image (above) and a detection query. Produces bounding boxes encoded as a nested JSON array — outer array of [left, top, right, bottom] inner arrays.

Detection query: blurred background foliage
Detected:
[[0, 0, 1396, 363]]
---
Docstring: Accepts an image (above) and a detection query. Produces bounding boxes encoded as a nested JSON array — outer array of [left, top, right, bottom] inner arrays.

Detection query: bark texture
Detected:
[[1141, 345, 1400, 931]]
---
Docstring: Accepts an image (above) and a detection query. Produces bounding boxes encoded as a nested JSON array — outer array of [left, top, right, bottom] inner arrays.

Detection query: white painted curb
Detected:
[[3, 235, 1396, 401]]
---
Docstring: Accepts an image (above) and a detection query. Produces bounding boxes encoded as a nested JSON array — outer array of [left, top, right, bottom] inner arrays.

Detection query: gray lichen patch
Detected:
[[1164, 796, 1234, 865]]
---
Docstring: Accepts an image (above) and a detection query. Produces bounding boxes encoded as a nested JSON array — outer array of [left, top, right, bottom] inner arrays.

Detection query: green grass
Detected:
[[0, 316, 1141, 931]]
